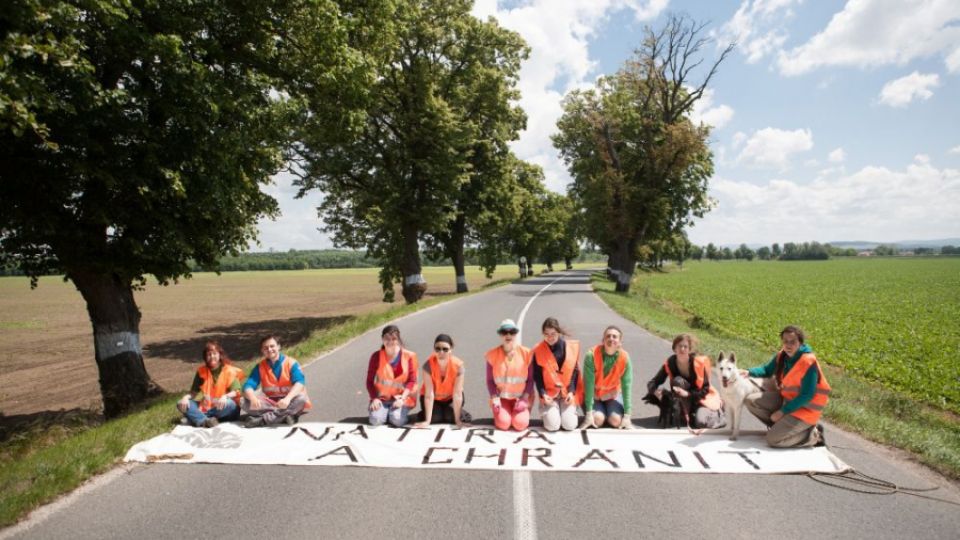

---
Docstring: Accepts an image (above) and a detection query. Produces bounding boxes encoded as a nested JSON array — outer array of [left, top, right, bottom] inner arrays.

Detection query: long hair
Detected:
[[203, 340, 233, 366], [381, 324, 403, 347], [541, 317, 569, 336]]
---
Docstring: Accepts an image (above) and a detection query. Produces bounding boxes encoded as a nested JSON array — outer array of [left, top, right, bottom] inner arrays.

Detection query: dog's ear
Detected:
[[718, 351, 725, 362], [730, 352, 737, 364]]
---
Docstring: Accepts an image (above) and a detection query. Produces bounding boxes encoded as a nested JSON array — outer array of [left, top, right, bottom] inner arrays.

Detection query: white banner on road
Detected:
[[125, 422, 850, 474]]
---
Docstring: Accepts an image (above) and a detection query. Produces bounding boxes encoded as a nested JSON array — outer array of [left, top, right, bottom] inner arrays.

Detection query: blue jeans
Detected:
[[182, 400, 240, 427], [369, 399, 411, 427], [592, 395, 624, 417]]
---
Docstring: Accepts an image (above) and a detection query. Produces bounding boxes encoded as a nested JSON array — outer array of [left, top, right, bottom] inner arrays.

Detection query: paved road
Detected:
[[6, 271, 960, 540]]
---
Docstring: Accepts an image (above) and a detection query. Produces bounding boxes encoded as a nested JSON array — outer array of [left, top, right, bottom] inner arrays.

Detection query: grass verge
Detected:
[[592, 273, 960, 480], [0, 277, 512, 528]]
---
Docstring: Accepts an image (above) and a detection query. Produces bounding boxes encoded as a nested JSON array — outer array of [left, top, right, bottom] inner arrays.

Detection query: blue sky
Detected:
[[257, 0, 960, 250]]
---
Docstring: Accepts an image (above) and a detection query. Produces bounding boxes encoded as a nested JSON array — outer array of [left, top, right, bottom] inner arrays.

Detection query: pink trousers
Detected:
[[492, 398, 530, 431]]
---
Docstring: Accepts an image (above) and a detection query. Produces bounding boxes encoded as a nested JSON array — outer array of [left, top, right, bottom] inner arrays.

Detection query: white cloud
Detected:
[[737, 127, 814, 169], [828, 147, 845, 163], [731, 131, 748, 149], [689, 158, 960, 244], [471, 0, 668, 192], [947, 47, 960, 74], [254, 172, 333, 251], [777, 0, 960, 76], [949, 145, 960, 155], [714, 0, 800, 63], [689, 88, 735, 130], [878, 72, 940, 107]]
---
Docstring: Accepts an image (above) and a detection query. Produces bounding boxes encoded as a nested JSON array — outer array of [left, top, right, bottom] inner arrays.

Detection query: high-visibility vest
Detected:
[[198, 364, 245, 412], [592, 345, 628, 401], [373, 349, 419, 408], [777, 352, 831, 424], [258, 356, 312, 411], [664, 355, 722, 411], [532, 339, 580, 402], [422, 354, 463, 402], [485, 345, 532, 400]]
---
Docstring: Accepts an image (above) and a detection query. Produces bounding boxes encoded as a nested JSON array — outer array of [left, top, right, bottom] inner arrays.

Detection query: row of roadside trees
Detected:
[[1, 2, 725, 416], [0, 0, 581, 416]]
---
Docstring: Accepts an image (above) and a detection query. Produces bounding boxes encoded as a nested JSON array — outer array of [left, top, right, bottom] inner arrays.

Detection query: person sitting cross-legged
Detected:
[[242, 335, 312, 428]]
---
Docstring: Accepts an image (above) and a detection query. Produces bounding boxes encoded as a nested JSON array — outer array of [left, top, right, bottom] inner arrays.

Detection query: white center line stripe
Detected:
[[512, 273, 571, 540]]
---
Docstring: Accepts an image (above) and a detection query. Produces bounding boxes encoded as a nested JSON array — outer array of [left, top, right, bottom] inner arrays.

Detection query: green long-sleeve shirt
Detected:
[[583, 349, 632, 414], [747, 344, 819, 414]]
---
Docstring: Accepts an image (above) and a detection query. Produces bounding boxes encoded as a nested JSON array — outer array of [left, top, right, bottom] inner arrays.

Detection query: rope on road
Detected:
[[807, 470, 960, 506]]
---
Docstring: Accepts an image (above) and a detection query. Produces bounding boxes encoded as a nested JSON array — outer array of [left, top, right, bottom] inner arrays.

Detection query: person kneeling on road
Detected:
[[579, 326, 633, 430], [242, 335, 312, 428], [742, 325, 829, 448]]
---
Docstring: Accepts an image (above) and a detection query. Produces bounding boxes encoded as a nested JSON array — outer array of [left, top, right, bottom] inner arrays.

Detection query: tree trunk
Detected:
[[451, 215, 468, 293], [70, 269, 160, 418], [525, 254, 535, 276], [400, 223, 426, 303], [612, 240, 637, 293], [565, 257, 573, 270]]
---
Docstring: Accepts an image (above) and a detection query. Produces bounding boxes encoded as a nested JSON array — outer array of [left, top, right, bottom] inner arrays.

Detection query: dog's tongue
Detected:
[[722, 379, 728, 388]]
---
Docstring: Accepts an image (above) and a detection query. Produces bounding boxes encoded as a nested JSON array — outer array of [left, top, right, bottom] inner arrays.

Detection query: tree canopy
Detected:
[[0, 0, 373, 416], [553, 14, 731, 291], [295, 0, 528, 302]]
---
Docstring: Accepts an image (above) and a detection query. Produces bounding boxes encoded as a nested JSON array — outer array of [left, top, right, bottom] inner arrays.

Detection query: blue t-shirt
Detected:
[[243, 354, 305, 392]]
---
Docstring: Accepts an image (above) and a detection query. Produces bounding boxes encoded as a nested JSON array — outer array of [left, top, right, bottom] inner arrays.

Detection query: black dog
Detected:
[[642, 391, 688, 428]]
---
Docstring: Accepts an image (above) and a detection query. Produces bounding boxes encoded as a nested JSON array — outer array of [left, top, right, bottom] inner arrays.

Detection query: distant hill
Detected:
[[829, 238, 960, 250]]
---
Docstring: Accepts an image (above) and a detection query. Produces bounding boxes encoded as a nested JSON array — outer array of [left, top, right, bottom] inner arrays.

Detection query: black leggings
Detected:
[[419, 395, 466, 424]]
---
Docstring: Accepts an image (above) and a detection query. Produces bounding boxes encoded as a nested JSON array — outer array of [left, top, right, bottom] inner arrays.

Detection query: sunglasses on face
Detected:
[[498, 329, 519, 336], [434, 346, 450, 352]]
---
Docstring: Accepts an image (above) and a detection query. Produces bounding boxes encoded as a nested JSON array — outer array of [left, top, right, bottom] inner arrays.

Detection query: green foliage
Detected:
[[630, 259, 960, 413], [874, 244, 899, 256], [0, 0, 366, 283], [553, 15, 731, 288], [592, 273, 960, 480], [296, 0, 528, 301], [780, 241, 830, 260]]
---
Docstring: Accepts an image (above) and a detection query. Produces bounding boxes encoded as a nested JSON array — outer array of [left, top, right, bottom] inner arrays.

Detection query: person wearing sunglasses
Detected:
[[485, 318, 534, 431], [366, 324, 419, 427], [580, 325, 633, 429], [531, 317, 581, 431], [740, 325, 829, 447], [415, 334, 469, 427]]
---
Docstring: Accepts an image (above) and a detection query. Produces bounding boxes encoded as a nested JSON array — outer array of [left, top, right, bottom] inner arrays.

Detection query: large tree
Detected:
[[0, 0, 368, 417], [296, 0, 525, 302], [422, 13, 527, 292], [553, 14, 732, 292]]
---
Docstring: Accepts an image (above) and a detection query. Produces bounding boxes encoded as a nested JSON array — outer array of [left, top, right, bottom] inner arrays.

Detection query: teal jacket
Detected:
[[747, 344, 819, 415]]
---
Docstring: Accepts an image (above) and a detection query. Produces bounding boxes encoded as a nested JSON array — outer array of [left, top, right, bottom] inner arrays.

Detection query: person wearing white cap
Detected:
[[485, 318, 534, 431]]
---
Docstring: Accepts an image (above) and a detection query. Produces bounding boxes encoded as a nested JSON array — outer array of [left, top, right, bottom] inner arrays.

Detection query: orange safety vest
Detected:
[[664, 355, 722, 411], [258, 356, 312, 411], [197, 364, 245, 412], [532, 339, 580, 402], [485, 345, 532, 400], [421, 354, 463, 402], [777, 352, 831, 425], [592, 345, 629, 401], [373, 349, 419, 408]]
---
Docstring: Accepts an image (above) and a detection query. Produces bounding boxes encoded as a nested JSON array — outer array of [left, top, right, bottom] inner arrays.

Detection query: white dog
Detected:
[[717, 352, 762, 440]]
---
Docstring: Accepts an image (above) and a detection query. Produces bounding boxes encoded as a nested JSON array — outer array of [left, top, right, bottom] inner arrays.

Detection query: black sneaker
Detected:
[[202, 417, 219, 428], [814, 423, 826, 447], [244, 416, 265, 428], [282, 415, 297, 426]]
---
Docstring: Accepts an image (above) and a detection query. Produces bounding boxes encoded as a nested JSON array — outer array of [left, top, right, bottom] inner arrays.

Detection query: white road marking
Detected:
[[513, 469, 538, 540], [512, 273, 571, 540]]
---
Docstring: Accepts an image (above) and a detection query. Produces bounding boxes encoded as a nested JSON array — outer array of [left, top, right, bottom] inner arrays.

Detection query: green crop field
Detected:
[[633, 258, 960, 413]]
